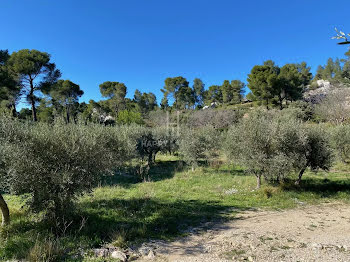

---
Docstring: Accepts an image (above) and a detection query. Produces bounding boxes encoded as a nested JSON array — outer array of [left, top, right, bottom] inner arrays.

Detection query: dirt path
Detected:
[[136, 203, 350, 262]]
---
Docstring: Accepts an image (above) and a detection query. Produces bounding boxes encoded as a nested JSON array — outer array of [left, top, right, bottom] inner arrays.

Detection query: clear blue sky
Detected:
[[2, 0, 350, 105]]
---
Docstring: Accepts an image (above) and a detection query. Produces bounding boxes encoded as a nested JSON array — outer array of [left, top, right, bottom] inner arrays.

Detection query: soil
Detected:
[[135, 203, 350, 262]]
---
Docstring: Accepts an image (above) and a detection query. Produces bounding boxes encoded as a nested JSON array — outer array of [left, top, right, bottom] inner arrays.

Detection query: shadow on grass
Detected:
[[202, 167, 246, 176], [102, 159, 186, 187], [0, 198, 243, 261], [103, 160, 248, 190], [78, 198, 235, 245], [281, 177, 350, 198]]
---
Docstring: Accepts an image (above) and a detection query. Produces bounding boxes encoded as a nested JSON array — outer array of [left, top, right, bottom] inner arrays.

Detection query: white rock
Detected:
[[311, 243, 323, 249], [224, 188, 238, 195], [111, 250, 127, 261], [93, 248, 109, 257], [147, 250, 156, 259], [139, 246, 152, 256]]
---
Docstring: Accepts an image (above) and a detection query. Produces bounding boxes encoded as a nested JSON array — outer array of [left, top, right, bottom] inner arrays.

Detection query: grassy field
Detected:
[[1, 155, 350, 261]]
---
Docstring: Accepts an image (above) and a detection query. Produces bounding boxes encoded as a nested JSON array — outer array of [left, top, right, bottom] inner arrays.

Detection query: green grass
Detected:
[[1, 155, 350, 261]]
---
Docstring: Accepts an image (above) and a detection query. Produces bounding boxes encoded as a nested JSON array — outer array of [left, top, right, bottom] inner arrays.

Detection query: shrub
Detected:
[[288, 101, 314, 121]]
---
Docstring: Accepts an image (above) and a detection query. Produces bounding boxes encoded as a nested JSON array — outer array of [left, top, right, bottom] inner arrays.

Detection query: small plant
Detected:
[[263, 187, 277, 198], [27, 238, 64, 262]]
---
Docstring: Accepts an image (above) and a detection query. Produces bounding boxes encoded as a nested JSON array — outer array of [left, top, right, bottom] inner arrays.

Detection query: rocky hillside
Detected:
[[303, 79, 350, 104]]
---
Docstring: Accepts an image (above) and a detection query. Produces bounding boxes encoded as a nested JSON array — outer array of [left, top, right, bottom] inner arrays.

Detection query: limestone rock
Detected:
[[111, 250, 127, 261]]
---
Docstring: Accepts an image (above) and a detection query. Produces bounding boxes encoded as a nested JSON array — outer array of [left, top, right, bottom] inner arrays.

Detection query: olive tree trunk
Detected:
[[256, 174, 261, 189], [0, 193, 10, 226], [295, 166, 307, 185]]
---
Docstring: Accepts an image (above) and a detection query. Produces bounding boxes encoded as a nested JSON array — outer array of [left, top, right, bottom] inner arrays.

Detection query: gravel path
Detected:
[[136, 203, 350, 262]]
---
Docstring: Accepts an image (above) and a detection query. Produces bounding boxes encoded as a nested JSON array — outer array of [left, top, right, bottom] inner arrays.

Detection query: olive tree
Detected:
[[186, 108, 243, 130], [225, 110, 279, 188], [292, 125, 333, 185], [114, 124, 178, 180], [127, 125, 178, 166], [179, 126, 220, 171], [225, 109, 333, 188], [0, 118, 128, 223], [274, 113, 333, 185], [331, 124, 350, 163]]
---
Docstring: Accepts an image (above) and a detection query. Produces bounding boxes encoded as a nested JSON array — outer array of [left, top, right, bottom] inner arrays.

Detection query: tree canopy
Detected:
[[8, 49, 61, 121]]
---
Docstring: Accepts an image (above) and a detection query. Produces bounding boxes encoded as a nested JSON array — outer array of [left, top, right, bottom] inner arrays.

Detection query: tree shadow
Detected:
[[103, 160, 247, 190], [202, 167, 246, 176], [1, 198, 246, 261], [102, 159, 186, 187], [281, 177, 350, 197], [77, 198, 236, 245]]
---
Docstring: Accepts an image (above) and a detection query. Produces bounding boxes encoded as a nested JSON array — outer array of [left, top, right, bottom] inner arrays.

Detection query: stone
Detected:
[[248, 256, 254, 261], [311, 243, 323, 249], [224, 188, 238, 195], [111, 250, 127, 262], [147, 250, 156, 259], [139, 246, 152, 256], [93, 248, 109, 257]]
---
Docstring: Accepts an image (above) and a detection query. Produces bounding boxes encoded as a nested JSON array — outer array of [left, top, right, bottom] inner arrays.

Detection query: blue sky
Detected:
[[1, 0, 350, 105]]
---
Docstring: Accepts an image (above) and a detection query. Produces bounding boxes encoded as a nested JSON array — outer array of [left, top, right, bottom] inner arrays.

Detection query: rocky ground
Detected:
[[134, 203, 350, 262]]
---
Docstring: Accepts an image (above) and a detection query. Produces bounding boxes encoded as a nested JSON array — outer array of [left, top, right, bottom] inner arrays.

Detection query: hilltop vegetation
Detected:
[[1, 47, 350, 125]]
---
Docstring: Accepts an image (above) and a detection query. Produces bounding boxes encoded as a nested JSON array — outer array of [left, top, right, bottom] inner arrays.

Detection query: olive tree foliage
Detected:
[[186, 108, 243, 130], [178, 126, 220, 171], [225, 110, 278, 188], [224, 109, 333, 188], [315, 89, 350, 124], [136, 127, 178, 164], [0, 118, 130, 223], [331, 125, 350, 163], [116, 124, 178, 180], [274, 116, 333, 185]]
